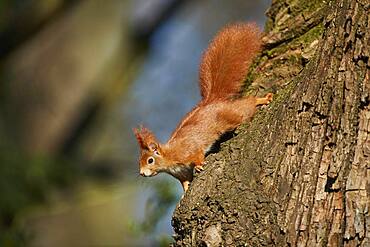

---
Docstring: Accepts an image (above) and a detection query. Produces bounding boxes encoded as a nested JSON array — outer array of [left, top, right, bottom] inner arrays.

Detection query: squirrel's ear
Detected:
[[133, 126, 159, 151], [133, 127, 146, 149], [147, 142, 158, 152]]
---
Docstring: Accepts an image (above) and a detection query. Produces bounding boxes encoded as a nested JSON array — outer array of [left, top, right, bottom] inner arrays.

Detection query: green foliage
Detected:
[[127, 179, 177, 245], [157, 234, 174, 247], [141, 179, 177, 233], [0, 147, 78, 246]]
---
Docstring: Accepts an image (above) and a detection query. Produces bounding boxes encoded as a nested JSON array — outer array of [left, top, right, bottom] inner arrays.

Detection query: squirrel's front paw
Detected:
[[194, 164, 205, 173]]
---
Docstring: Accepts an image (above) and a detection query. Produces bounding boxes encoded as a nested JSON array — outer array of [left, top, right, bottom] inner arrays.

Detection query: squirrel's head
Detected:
[[133, 126, 166, 177]]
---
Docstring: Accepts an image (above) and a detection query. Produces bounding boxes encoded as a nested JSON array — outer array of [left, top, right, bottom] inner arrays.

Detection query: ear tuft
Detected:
[[133, 127, 145, 149], [133, 125, 159, 151]]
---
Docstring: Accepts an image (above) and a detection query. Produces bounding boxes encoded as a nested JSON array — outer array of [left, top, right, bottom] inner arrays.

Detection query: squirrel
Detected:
[[133, 23, 273, 193]]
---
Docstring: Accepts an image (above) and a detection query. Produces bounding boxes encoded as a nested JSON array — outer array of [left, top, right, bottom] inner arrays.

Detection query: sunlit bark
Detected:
[[172, 0, 369, 246]]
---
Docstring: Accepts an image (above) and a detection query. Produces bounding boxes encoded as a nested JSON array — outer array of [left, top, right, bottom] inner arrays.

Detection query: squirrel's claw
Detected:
[[194, 165, 204, 172]]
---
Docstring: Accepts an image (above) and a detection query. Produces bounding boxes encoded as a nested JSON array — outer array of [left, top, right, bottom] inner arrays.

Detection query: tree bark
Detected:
[[172, 0, 369, 246]]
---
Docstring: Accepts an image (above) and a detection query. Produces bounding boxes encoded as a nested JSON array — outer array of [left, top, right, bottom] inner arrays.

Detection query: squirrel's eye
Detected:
[[147, 157, 155, 165]]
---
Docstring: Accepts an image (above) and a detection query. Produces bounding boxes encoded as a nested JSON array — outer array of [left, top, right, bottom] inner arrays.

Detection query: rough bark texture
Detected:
[[172, 0, 369, 246]]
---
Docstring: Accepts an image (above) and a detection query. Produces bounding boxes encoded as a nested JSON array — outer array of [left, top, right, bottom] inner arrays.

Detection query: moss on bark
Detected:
[[172, 0, 370, 246]]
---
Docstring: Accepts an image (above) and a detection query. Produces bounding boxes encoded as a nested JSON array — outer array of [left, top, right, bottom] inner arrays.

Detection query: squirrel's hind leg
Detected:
[[256, 93, 273, 106]]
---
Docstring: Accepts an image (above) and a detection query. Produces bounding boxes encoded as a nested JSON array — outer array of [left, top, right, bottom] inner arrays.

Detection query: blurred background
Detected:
[[0, 0, 270, 246]]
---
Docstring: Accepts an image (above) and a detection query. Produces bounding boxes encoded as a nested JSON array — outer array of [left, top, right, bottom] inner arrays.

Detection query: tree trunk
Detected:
[[172, 0, 369, 246]]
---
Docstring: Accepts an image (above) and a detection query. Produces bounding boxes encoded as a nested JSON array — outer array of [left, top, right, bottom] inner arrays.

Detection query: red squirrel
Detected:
[[133, 23, 272, 192]]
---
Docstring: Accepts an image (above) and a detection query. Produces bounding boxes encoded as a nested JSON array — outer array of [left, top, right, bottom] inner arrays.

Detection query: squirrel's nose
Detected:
[[140, 168, 155, 177], [140, 169, 147, 177]]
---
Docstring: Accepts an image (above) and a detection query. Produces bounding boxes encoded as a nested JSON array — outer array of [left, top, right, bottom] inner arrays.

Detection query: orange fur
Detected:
[[134, 23, 271, 192], [199, 23, 262, 103], [133, 126, 158, 150]]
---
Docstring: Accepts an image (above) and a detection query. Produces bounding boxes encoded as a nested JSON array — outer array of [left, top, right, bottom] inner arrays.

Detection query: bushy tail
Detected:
[[199, 23, 262, 103]]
